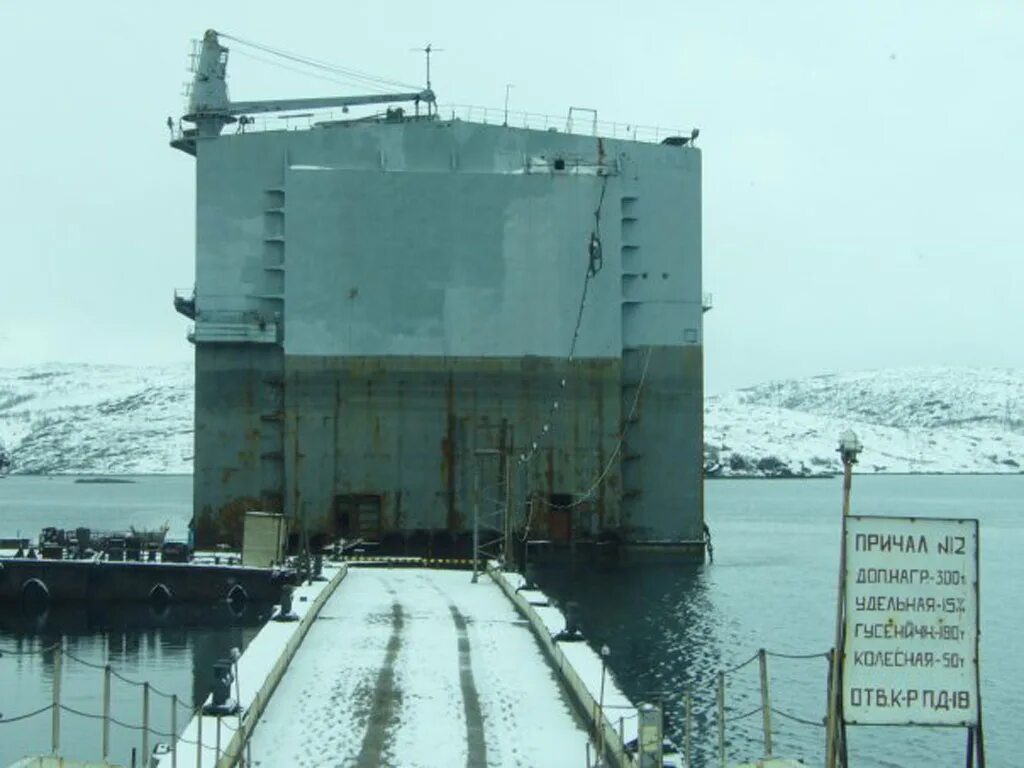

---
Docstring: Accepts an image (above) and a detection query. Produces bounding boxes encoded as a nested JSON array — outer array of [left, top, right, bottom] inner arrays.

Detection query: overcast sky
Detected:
[[0, 1, 1020, 393]]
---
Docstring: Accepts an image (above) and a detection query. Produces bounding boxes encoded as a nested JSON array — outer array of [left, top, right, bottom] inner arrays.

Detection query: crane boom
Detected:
[[182, 30, 433, 136], [225, 91, 434, 116]]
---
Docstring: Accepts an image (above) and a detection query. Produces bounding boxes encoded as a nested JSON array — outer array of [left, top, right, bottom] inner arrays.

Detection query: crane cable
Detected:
[[229, 48, 395, 94], [214, 31, 421, 93], [519, 171, 652, 539]]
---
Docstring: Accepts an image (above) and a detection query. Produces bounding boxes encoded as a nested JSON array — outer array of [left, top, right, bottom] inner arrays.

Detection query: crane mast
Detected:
[[183, 29, 435, 138]]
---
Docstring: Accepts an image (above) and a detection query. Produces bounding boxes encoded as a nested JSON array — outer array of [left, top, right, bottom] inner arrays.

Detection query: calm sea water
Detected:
[[0, 476, 265, 767], [0, 474, 1019, 767], [537, 475, 1022, 767]]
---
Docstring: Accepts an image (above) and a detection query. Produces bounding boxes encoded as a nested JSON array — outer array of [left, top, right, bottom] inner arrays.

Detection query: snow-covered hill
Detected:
[[706, 368, 1024, 477], [0, 363, 192, 474], [0, 363, 1021, 477]]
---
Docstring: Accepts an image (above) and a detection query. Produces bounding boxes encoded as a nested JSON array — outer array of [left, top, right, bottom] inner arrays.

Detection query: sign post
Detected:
[[825, 430, 861, 768], [842, 515, 984, 765]]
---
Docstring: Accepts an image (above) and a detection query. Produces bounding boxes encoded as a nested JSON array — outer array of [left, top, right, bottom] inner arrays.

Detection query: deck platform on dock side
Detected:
[[248, 568, 590, 767]]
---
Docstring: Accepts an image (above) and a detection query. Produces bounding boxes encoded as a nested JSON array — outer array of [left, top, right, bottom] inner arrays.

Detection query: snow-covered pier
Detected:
[[159, 564, 640, 768]]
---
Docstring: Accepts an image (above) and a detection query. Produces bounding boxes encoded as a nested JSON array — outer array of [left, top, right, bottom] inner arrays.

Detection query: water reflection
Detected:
[[0, 602, 267, 766], [535, 562, 724, 761]]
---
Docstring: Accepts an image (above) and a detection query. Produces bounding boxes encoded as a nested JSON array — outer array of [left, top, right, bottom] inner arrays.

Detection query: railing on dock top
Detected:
[[168, 104, 692, 146]]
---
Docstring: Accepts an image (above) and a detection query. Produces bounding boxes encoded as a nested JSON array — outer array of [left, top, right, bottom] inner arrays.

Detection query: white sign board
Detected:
[[842, 515, 979, 726]]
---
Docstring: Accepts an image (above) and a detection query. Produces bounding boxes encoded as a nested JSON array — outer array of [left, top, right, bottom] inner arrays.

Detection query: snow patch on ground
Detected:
[[250, 568, 589, 768]]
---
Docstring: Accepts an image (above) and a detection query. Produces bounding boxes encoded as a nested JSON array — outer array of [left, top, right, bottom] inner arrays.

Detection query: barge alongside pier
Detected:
[[0, 557, 289, 606]]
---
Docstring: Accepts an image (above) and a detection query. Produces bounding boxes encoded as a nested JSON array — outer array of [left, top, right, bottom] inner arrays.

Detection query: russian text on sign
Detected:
[[842, 515, 979, 727]]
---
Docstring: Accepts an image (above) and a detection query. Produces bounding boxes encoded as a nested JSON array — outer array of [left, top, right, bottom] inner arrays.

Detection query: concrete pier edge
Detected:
[[217, 564, 348, 767], [157, 563, 348, 768], [487, 562, 635, 768]]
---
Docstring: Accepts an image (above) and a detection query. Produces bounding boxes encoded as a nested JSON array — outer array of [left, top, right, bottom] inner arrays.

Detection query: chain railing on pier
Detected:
[[666, 646, 830, 767], [4, 635, 829, 768], [0, 639, 245, 768]]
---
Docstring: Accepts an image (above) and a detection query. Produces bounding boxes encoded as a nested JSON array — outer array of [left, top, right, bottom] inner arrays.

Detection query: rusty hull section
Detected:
[[194, 354, 622, 548]]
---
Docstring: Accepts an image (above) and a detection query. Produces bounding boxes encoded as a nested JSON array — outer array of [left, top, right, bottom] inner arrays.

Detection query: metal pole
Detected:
[[142, 682, 150, 763], [976, 698, 987, 767], [826, 432, 860, 768], [234, 652, 244, 767], [758, 649, 773, 757], [472, 469, 480, 582], [716, 671, 725, 768], [197, 712, 203, 768], [966, 726, 975, 768], [503, 84, 513, 126], [685, 693, 693, 768], [618, 716, 624, 753], [103, 664, 111, 761], [503, 459, 512, 567], [216, 716, 221, 762], [171, 695, 178, 768], [51, 640, 62, 755], [597, 645, 609, 762]]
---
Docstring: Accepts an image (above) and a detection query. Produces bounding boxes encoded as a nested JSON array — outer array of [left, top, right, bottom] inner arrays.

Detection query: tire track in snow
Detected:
[[356, 599, 404, 766], [449, 604, 488, 768]]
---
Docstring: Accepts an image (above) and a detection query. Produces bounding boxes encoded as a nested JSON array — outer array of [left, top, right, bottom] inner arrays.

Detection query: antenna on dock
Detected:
[[411, 43, 444, 113]]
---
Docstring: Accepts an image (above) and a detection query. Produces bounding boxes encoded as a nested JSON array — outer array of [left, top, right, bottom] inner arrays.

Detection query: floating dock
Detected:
[[172, 29, 706, 561]]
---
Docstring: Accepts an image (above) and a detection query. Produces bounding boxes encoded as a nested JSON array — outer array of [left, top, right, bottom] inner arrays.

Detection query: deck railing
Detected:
[[168, 104, 692, 146]]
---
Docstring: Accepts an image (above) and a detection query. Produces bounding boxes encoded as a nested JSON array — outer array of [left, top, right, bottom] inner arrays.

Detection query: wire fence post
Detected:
[[171, 695, 178, 768], [142, 681, 150, 763], [102, 664, 111, 761], [716, 671, 725, 768], [51, 640, 62, 755], [758, 649, 773, 757], [685, 692, 693, 768]]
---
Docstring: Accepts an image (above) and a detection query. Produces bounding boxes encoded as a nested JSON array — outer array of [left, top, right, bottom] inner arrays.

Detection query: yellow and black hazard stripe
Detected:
[[341, 555, 477, 569]]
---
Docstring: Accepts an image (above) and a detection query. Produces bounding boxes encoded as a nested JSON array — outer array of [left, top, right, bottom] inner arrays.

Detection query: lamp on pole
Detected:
[[825, 429, 862, 768], [597, 644, 610, 761]]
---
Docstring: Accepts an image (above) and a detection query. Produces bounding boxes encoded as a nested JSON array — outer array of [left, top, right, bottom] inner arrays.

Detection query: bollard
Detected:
[[51, 640, 62, 755], [565, 602, 581, 635], [171, 695, 178, 768], [142, 682, 150, 763], [203, 659, 240, 716], [758, 649, 773, 757], [685, 692, 693, 768], [274, 584, 298, 622], [102, 664, 111, 761], [717, 671, 725, 768]]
